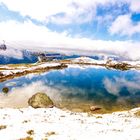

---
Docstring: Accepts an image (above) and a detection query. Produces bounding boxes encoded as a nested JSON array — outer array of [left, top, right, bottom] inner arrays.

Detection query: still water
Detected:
[[0, 66, 140, 112]]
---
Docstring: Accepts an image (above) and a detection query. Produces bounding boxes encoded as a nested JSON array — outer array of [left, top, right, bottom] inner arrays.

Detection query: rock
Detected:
[[0, 72, 4, 77], [90, 106, 102, 111], [106, 61, 131, 71], [26, 130, 34, 135], [28, 92, 54, 108], [2, 87, 9, 94]]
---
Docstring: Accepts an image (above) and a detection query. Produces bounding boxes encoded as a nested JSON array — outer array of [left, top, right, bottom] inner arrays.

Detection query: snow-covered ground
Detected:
[[72, 56, 106, 64], [0, 107, 140, 140], [72, 56, 140, 67], [68, 64, 105, 69], [0, 62, 61, 76]]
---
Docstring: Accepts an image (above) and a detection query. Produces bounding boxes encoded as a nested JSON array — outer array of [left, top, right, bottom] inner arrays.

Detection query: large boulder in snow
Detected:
[[28, 92, 54, 108]]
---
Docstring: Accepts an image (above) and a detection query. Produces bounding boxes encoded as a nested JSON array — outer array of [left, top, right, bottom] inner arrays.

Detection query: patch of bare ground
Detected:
[[134, 111, 140, 117], [46, 131, 56, 136], [27, 130, 34, 135], [0, 125, 7, 130], [19, 136, 33, 140]]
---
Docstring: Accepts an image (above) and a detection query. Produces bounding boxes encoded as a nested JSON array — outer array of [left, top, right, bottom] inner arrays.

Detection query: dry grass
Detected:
[[27, 130, 34, 135], [19, 136, 33, 140], [0, 125, 7, 130], [46, 131, 56, 136], [134, 111, 140, 117]]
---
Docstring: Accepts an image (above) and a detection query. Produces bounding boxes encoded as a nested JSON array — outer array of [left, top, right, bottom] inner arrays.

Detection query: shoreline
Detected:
[[0, 57, 140, 82]]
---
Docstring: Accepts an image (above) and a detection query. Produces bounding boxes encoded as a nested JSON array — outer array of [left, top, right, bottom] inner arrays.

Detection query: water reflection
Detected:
[[0, 66, 140, 112]]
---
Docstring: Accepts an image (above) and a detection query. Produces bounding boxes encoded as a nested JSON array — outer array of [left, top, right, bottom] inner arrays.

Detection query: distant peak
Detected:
[[0, 40, 7, 50]]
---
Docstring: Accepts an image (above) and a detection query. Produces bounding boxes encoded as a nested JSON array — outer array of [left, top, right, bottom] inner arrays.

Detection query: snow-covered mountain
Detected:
[[0, 49, 38, 64], [0, 45, 122, 65]]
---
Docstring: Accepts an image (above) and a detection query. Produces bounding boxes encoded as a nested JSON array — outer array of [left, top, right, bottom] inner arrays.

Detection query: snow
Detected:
[[38, 63, 60, 68], [68, 64, 105, 69], [0, 62, 61, 76], [0, 69, 24, 76], [0, 107, 140, 140], [72, 57, 140, 67], [124, 61, 140, 66], [28, 63, 60, 70], [0, 70, 12, 75], [72, 56, 106, 64]]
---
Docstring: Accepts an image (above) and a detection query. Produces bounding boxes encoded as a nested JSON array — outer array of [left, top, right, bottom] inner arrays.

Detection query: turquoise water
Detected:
[[0, 66, 140, 112]]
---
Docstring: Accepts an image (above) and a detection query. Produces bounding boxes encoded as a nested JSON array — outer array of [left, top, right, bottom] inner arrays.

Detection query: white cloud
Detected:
[[103, 77, 120, 96], [0, 81, 51, 107], [0, 0, 139, 28], [109, 14, 140, 36], [103, 76, 140, 96], [47, 8, 95, 24], [0, 0, 69, 21], [0, 0, 96, 23], [0, 20, 140, 60], [0, 0, 119, 24], [129, 0, 140, 13]]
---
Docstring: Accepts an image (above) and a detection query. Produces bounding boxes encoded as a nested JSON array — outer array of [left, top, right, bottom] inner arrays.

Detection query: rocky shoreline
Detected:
[[0, 63, 67, 82], [0, 57, 140, 83]]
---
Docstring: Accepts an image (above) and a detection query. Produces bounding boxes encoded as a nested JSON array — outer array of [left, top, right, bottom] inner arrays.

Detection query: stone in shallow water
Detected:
[[90, 106, 102, 112], [28, 92, 54, 108], [2, 87, 9, 94]]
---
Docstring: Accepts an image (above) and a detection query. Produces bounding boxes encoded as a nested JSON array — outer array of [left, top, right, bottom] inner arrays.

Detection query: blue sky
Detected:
[[0, 0, 140, 60]]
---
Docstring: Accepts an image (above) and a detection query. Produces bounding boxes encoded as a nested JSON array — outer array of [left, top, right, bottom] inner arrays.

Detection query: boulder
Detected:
[[28, 92, 54, 108], [2, 87, 9, 94]]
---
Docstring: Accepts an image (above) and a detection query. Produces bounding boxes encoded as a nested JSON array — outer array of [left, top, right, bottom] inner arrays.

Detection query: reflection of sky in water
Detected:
[[0, 67, 140, 110]]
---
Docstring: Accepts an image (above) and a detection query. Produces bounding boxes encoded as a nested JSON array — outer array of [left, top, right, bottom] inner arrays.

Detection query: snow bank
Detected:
[[27, 63, 60, 71], [0, 62, 61, 77], [72, 56, 106, 64]]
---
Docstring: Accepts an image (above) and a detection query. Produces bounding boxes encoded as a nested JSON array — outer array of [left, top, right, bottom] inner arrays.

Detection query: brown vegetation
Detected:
[[0, 125, 7, 130], [19, 136, 33, 140], [27, 130, 34, 135], [134, 111, 140, 117], [106, 62, 131, 70]]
